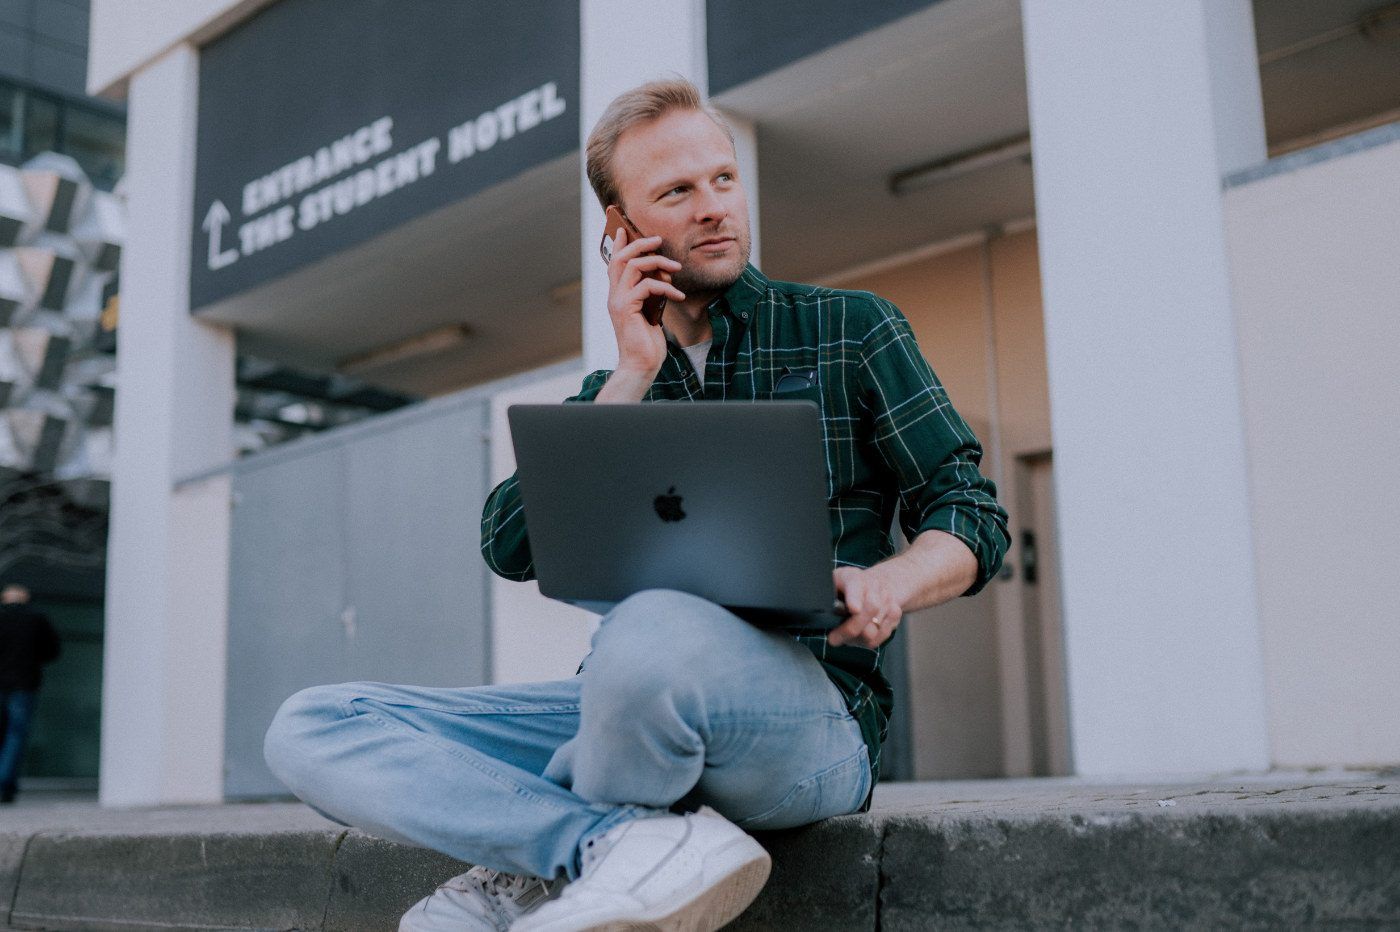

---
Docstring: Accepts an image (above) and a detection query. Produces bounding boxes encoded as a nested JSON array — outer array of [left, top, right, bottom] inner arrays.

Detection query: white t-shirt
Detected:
[[680, 338, 713, 388]]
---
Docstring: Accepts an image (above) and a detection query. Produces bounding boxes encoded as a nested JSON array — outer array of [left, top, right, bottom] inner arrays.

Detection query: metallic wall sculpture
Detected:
[[0, 153, 119, 582]]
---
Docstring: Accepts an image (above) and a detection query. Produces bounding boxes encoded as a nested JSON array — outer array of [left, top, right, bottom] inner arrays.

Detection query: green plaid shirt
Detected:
[[482, 264, 1009, 794]]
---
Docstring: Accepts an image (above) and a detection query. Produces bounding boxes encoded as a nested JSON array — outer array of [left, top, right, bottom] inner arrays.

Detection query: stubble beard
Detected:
[[663, 228, 752, 296]]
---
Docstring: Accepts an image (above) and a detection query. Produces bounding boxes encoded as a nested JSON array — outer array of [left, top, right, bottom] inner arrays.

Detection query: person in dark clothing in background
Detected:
[[0, 584, 61, 803]]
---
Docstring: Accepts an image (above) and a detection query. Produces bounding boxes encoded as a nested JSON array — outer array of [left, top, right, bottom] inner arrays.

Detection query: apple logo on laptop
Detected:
[[654, 487, 686, 522]]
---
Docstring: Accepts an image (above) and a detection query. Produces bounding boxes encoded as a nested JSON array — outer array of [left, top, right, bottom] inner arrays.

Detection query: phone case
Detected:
[[600, 204, 667, 326]]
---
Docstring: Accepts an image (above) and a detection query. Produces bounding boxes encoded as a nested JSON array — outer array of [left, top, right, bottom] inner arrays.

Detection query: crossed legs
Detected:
[[264, 589, 870, 879]]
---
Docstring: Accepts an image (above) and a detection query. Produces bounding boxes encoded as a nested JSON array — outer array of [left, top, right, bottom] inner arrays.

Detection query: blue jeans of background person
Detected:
[[0, 688, 38, 797], [264, 589, 871, 880]]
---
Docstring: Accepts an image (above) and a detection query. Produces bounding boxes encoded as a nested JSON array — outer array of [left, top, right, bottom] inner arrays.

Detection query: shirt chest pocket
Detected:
[[771, 368, 821, 407], [769, 367, 836, 497]]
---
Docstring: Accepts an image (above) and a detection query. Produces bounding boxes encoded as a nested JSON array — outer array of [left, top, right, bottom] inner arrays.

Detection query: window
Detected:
[[0, 79, 126, 189], [21, 91, 60, 161], [0, 82, 22, 163], [63, 105, 125, 190]]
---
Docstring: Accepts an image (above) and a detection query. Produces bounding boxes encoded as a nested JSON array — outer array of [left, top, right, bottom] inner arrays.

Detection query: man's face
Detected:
[[611, 108, 751, 296]]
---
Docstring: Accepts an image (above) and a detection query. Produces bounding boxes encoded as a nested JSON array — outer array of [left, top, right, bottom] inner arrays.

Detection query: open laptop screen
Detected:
[[507, 401, 839, 626]]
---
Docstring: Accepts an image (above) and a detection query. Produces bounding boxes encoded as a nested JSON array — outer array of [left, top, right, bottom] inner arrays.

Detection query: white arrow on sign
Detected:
[[202, 200, 240, 271]]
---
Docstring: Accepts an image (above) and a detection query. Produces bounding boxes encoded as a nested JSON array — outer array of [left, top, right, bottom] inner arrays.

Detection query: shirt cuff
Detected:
[[911, 508, 1003, 597]]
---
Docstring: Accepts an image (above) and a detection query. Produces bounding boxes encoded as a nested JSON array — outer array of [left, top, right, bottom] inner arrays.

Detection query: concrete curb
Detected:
[[9, 830, 344, 931], [734, 817, 882, 930], [325, 833, 470, 932], [2, 776, 1397, 930], [879, 809, 1400, 929], [0, 835, 29, 929]]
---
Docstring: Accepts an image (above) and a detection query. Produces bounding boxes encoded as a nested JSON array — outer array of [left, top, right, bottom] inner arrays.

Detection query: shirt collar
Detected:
[[665, 264, 768, 348], [711, 263, 768, 323]]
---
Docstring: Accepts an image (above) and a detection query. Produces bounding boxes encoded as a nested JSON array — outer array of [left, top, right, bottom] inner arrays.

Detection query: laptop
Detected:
[[507, 401, 844, 628]]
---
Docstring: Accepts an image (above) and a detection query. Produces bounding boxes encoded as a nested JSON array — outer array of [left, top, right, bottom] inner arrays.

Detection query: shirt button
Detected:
[[740, 311, 749, 320]]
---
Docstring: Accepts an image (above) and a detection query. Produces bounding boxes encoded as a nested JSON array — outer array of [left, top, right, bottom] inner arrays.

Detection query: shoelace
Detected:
[[494, 873, 540, 903], [435, 868, 539, 924], [445, 868, 534, 894], [440, 868, 494, 894]]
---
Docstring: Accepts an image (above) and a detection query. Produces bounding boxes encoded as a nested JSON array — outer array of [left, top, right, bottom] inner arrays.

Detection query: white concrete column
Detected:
[[1021, 0, 1270, 775], [580, 0, 708, 372], [101, 44, 236, 805]]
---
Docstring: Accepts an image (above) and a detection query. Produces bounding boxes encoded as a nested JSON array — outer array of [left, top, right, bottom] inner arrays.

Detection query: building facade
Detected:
[[88, 0, 1400, 804]]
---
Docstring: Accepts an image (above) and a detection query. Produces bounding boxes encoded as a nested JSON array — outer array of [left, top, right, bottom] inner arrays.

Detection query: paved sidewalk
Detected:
[[2, 769, 1397, 929]]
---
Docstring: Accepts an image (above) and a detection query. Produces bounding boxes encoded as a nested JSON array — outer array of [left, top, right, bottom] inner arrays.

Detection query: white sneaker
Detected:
[[509, 806, 771, 932], [400, 865, 563, 932]]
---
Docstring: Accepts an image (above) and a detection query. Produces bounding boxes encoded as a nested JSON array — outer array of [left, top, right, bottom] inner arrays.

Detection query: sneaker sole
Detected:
[[577, 844, 772, 932]]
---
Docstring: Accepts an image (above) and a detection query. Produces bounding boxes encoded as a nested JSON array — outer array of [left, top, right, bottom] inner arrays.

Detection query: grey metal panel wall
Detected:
[[340, 412, 489, 685], [226, 396, 491, 798], [226, 444, 349, 797]]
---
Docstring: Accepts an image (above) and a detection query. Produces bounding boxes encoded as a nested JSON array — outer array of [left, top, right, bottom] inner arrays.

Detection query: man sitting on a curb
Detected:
[[264, 78, 1008, 932]]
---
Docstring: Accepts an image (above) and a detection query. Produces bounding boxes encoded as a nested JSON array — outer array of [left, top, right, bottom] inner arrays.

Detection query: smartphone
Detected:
[[598, 204, 668, 326]]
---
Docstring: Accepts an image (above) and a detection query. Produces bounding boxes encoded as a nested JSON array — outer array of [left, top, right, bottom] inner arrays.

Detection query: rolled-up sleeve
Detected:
[[857, 298, 1010, 595], [479, 369, 612, 581]]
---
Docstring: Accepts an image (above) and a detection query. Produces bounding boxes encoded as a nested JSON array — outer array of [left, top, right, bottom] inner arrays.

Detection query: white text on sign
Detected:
[[200, 80, 568, 273]]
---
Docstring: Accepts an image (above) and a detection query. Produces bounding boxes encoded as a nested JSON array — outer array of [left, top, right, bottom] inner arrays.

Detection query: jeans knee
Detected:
[[263, 684, 344, 791], [595, 589, 727, 662], [586, 592, 734, 716]]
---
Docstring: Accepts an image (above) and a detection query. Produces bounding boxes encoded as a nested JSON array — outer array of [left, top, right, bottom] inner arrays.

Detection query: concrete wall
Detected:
[[1224, 130, 1400, 768], [87, 0, 268, 95]]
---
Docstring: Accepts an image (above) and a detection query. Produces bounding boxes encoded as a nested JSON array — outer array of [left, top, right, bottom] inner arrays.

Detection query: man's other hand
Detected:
[[829, 566, 903, 649]]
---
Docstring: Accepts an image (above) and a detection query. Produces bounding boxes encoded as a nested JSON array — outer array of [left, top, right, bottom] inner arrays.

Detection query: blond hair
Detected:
[[585, 77, 734, 210]]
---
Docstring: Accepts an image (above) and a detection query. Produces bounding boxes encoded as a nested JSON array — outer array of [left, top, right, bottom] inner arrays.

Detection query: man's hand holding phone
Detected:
[[597, 224, 685, 403]]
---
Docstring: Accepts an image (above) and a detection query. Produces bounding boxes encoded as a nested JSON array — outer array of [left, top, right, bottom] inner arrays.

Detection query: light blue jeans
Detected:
[[263, 589, 871, 880]]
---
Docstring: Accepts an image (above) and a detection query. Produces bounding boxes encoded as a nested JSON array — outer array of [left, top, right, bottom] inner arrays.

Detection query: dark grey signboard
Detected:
[[707, 0, 940, 95], [191, 0, 579, 312]]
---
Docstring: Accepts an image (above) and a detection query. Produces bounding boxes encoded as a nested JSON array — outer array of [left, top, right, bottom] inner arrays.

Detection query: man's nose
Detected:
[[692, 187, 728, 225]]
